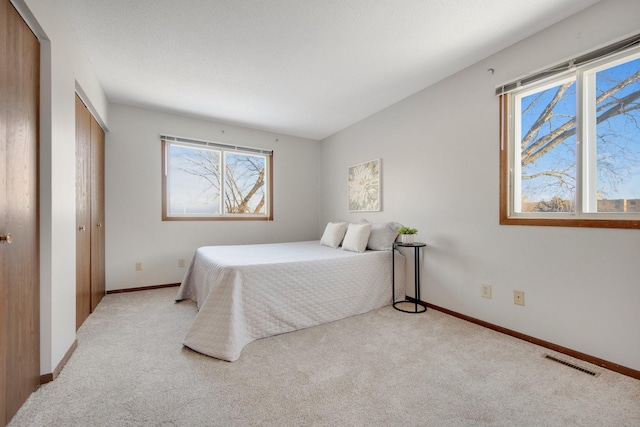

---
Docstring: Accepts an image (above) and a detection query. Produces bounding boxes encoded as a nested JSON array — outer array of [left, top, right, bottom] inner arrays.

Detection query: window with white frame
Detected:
[[162, 136, 273, 220], [499, 37, 640, 229]]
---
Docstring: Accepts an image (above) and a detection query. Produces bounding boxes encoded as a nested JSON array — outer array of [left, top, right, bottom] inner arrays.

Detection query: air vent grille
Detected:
[[543, 354, 601, 377]]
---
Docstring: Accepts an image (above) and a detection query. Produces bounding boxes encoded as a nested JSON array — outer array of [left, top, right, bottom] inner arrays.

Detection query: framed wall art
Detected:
[[348, 158, 381, 212]]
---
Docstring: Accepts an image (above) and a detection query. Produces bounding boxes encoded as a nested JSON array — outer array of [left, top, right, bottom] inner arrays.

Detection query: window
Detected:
[[162, 136, 273, 221], [499, 41, 640, 229]]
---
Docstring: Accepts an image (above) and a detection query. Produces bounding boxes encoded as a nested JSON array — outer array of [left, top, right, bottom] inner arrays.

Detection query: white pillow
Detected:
[[320, 222, 348, 248], [342, 223, 372, 253], [359, 220, 401, 251]]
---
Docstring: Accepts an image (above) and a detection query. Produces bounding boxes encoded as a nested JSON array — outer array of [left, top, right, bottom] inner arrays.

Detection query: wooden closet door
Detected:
[[1, 0, 40, 424], [90, 116, 105, 311], [76, 96, 105, 325], [0, 2, 8, 422], [76, 96, 92, 329]]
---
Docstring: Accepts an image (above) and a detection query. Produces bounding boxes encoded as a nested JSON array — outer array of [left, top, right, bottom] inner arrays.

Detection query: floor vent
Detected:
[[543, 354, 601, 377]]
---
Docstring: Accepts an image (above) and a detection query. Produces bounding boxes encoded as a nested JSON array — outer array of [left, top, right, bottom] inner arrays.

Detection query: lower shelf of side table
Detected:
[[393, 300, 426, 314]]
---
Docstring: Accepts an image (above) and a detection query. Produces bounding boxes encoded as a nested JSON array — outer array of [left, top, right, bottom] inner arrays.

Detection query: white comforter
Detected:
[[176, 240, 406, 361]]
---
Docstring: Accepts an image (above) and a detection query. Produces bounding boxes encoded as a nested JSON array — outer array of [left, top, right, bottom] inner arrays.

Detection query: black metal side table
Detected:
[[392, 242, 427, 313]]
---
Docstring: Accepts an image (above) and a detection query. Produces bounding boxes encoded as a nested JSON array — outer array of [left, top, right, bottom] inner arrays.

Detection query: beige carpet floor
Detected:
[[9, 287, 640, 426]]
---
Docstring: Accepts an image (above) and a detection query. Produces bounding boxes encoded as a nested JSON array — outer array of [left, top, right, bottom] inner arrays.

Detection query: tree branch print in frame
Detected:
[[348, 159, 381, 212]]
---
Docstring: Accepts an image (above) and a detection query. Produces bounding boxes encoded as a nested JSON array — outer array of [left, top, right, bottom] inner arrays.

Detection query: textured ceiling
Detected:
[[61, 0, 600, 140]]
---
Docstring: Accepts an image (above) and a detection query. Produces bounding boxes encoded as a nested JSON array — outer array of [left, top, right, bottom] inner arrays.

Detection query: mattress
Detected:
[[176, 240, 406, 361]]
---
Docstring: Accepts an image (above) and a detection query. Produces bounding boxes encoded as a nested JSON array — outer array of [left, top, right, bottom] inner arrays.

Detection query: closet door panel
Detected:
[[90, 116, 105, 311], [76, 96, 91, 329], [2, 0, 40, 423], [0, 2, 8, 422]]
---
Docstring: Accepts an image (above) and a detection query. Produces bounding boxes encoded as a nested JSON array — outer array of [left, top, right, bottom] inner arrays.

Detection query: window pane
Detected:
[[224, 152, 266, 214], [168, 144, 221, 215], [519, 80, 576, 213], [595, 57, 640, 213]]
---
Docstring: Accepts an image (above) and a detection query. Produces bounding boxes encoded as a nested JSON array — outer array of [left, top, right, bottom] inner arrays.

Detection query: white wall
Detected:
[[105, 104, 320, 290], [320, 0, 640, 372], [15, 0, 109, 375]]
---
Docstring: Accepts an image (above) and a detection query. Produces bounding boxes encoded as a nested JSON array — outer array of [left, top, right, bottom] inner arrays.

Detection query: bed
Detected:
[[176, 239, 406, 361]]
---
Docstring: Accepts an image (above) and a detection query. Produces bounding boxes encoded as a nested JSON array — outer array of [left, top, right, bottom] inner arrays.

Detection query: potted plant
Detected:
[[397, 226, 418, 244]]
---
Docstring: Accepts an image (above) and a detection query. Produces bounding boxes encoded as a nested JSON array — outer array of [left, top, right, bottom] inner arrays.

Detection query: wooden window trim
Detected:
[[161, 139, 274, 221]]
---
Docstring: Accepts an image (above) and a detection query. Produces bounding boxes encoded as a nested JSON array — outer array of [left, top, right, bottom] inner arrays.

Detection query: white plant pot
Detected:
[[400, 234, 414, 244]]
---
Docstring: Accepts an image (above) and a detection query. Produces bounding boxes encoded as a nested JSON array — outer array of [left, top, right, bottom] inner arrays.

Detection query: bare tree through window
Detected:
[[165, 141, 269, 218], [517, 56, 640, 213]]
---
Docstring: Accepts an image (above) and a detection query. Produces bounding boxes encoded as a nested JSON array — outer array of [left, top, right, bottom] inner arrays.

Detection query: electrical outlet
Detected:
[[178, 259, 185, 268], [514, 290, 525, 306], [481, 284, 492, 299], [135, 262, 142, 272]]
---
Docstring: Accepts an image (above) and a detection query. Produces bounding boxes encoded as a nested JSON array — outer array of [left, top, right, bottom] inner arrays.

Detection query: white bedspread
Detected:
[[176, 240, 406, 361]]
